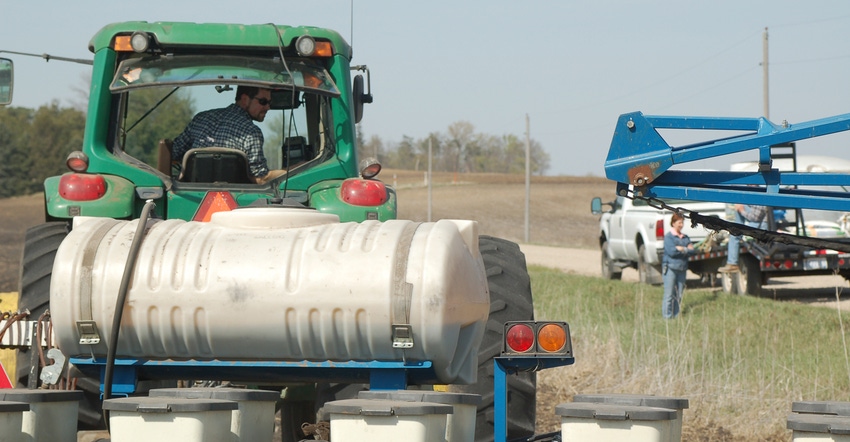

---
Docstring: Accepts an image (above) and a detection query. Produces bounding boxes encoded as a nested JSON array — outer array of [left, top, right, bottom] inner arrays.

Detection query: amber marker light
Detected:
[[537, 323, 567, 353]]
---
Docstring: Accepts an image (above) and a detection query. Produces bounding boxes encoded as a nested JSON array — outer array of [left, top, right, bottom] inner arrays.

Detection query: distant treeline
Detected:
[[0, 102, 550, 199], [356, 120, 550, 176], [0, 104, 85, 198]]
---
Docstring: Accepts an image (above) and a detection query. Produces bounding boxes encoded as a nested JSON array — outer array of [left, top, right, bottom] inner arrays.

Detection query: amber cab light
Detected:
[[505, 323, 535, 353], [314, 41, 334, 57], [59, 173, 107, 202], [193, 191, 238, 222], [340, 178, 388, 207], [113, 35, 133, 52]]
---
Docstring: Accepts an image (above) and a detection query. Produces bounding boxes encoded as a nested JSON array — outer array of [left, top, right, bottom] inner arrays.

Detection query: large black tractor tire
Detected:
[[17, 222, 105, 429], [448, 235, 536, 442]]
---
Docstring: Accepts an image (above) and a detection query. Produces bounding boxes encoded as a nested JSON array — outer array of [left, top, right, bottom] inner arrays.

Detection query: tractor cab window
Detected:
[[109, 54, 339, 183]]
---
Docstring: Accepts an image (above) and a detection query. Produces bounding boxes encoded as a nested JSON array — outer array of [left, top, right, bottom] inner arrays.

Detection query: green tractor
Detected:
[[3, 22, 535, 441]]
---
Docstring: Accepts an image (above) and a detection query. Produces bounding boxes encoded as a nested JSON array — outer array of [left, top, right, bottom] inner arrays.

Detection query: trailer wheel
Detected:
[[738, 255, 762, 295], [601, 241, 622, 280], [637, 244, 662, 285], [448, 236, 536, 442], [719, 257, 761, 295], [17, 222, 105, 429]]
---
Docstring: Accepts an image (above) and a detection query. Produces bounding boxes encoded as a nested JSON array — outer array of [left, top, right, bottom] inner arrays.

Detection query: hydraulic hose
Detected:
[[102, 199, 156, 424]]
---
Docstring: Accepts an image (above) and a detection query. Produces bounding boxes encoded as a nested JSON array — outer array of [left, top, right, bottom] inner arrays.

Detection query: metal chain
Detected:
[[623, 188, 850, 253]]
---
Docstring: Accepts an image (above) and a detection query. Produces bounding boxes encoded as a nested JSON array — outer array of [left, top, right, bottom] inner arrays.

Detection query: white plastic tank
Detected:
[[0, 401, 29, 442], [572, 393, 689, 442], [555, 402, 677, 442], [50, 208, 490, 384], [149, 387, 278, 442], [324, 398, 453, 442], [103, 396, 238, 442], [787, 413, 850, 442], [0, 389, 83, 442], [358, 390, 480, 442]]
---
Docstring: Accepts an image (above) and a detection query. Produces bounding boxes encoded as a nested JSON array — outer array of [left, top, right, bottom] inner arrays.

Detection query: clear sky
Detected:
[[2, 1, 850, 177]]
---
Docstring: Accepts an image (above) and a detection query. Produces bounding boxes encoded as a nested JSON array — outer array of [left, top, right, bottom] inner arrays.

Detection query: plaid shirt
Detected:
[[742, 205, 767, 223], [172, 103, 269, 178]]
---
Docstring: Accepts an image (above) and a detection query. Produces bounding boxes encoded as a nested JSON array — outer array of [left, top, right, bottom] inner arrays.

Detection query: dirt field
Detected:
[[0, 193, 44, 293]]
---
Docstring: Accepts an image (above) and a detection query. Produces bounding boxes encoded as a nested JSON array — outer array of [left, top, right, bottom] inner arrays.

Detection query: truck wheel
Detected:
[[601, 241, 622, 280], [738, 255, 762, 295], [17, 222, 105, 430], [448, 236, 536, 442], [637, 244, 662, 285]]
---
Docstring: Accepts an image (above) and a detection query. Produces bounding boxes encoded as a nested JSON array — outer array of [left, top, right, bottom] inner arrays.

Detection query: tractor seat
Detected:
[[179, 147, 253, 184]]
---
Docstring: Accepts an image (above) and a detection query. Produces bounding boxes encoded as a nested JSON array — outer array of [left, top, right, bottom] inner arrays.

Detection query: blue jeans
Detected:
[[662, 267, 687, 319], [726, 210, 767, 265]]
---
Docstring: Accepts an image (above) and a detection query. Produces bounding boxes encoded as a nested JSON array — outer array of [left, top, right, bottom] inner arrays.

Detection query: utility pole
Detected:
[[762, 27, 769, 119], [428, 138, 432, 222], [524, 114, 530, 243]]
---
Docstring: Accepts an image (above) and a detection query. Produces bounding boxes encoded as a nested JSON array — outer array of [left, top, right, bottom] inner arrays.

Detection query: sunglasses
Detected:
[[253, 97, 272, 106]]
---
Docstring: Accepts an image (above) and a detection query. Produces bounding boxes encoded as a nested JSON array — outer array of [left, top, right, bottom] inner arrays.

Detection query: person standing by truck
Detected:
[[662, 212, 694, 319], [719, 204, 768, 272]]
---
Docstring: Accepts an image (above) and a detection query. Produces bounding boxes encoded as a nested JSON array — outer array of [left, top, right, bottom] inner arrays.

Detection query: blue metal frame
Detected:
[[493, 356, 575, 442], [72, 354, 576, 442], [605, 111, 850, 210], [69, 357, 433, 395]]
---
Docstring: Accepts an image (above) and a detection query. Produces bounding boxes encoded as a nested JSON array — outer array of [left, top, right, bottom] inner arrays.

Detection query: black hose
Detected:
[[102, 199, 156, 424]]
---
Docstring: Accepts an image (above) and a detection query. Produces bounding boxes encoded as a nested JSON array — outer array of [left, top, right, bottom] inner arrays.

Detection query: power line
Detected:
[[772, 54, 850, 66], [655, 66, 760, 112], [770, 13, 850, 29], [553, 30, 761, 115]]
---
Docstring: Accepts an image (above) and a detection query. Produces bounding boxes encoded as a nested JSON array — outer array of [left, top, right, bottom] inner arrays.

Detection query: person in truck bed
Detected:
[[719, 204, 768, 273]]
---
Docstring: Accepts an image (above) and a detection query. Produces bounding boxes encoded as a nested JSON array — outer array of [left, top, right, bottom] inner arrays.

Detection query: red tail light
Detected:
[[340, 178, 388, 206], [193, 191, 238, 222], [655, 219, 664, 240], [59, 173, 106, 201], [505, 323, 535, 353]]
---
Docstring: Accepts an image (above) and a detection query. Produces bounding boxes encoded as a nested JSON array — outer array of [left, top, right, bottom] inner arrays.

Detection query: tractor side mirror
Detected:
[[351, 66, 373, 124], [0, 58, 13, 106]]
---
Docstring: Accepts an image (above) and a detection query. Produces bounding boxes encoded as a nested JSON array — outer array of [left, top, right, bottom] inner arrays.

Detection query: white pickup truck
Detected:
[[591, 195, 726, 284]]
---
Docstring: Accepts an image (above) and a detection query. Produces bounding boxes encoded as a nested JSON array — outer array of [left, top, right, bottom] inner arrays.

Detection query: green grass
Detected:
[[529, 266, 850, 440]]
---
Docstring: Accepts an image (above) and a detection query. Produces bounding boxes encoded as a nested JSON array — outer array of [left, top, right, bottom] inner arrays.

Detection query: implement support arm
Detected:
[[604, 111, 850, 211]]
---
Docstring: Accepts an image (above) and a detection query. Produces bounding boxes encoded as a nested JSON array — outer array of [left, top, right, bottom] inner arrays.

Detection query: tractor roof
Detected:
[[88, 21, 353, 60]]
